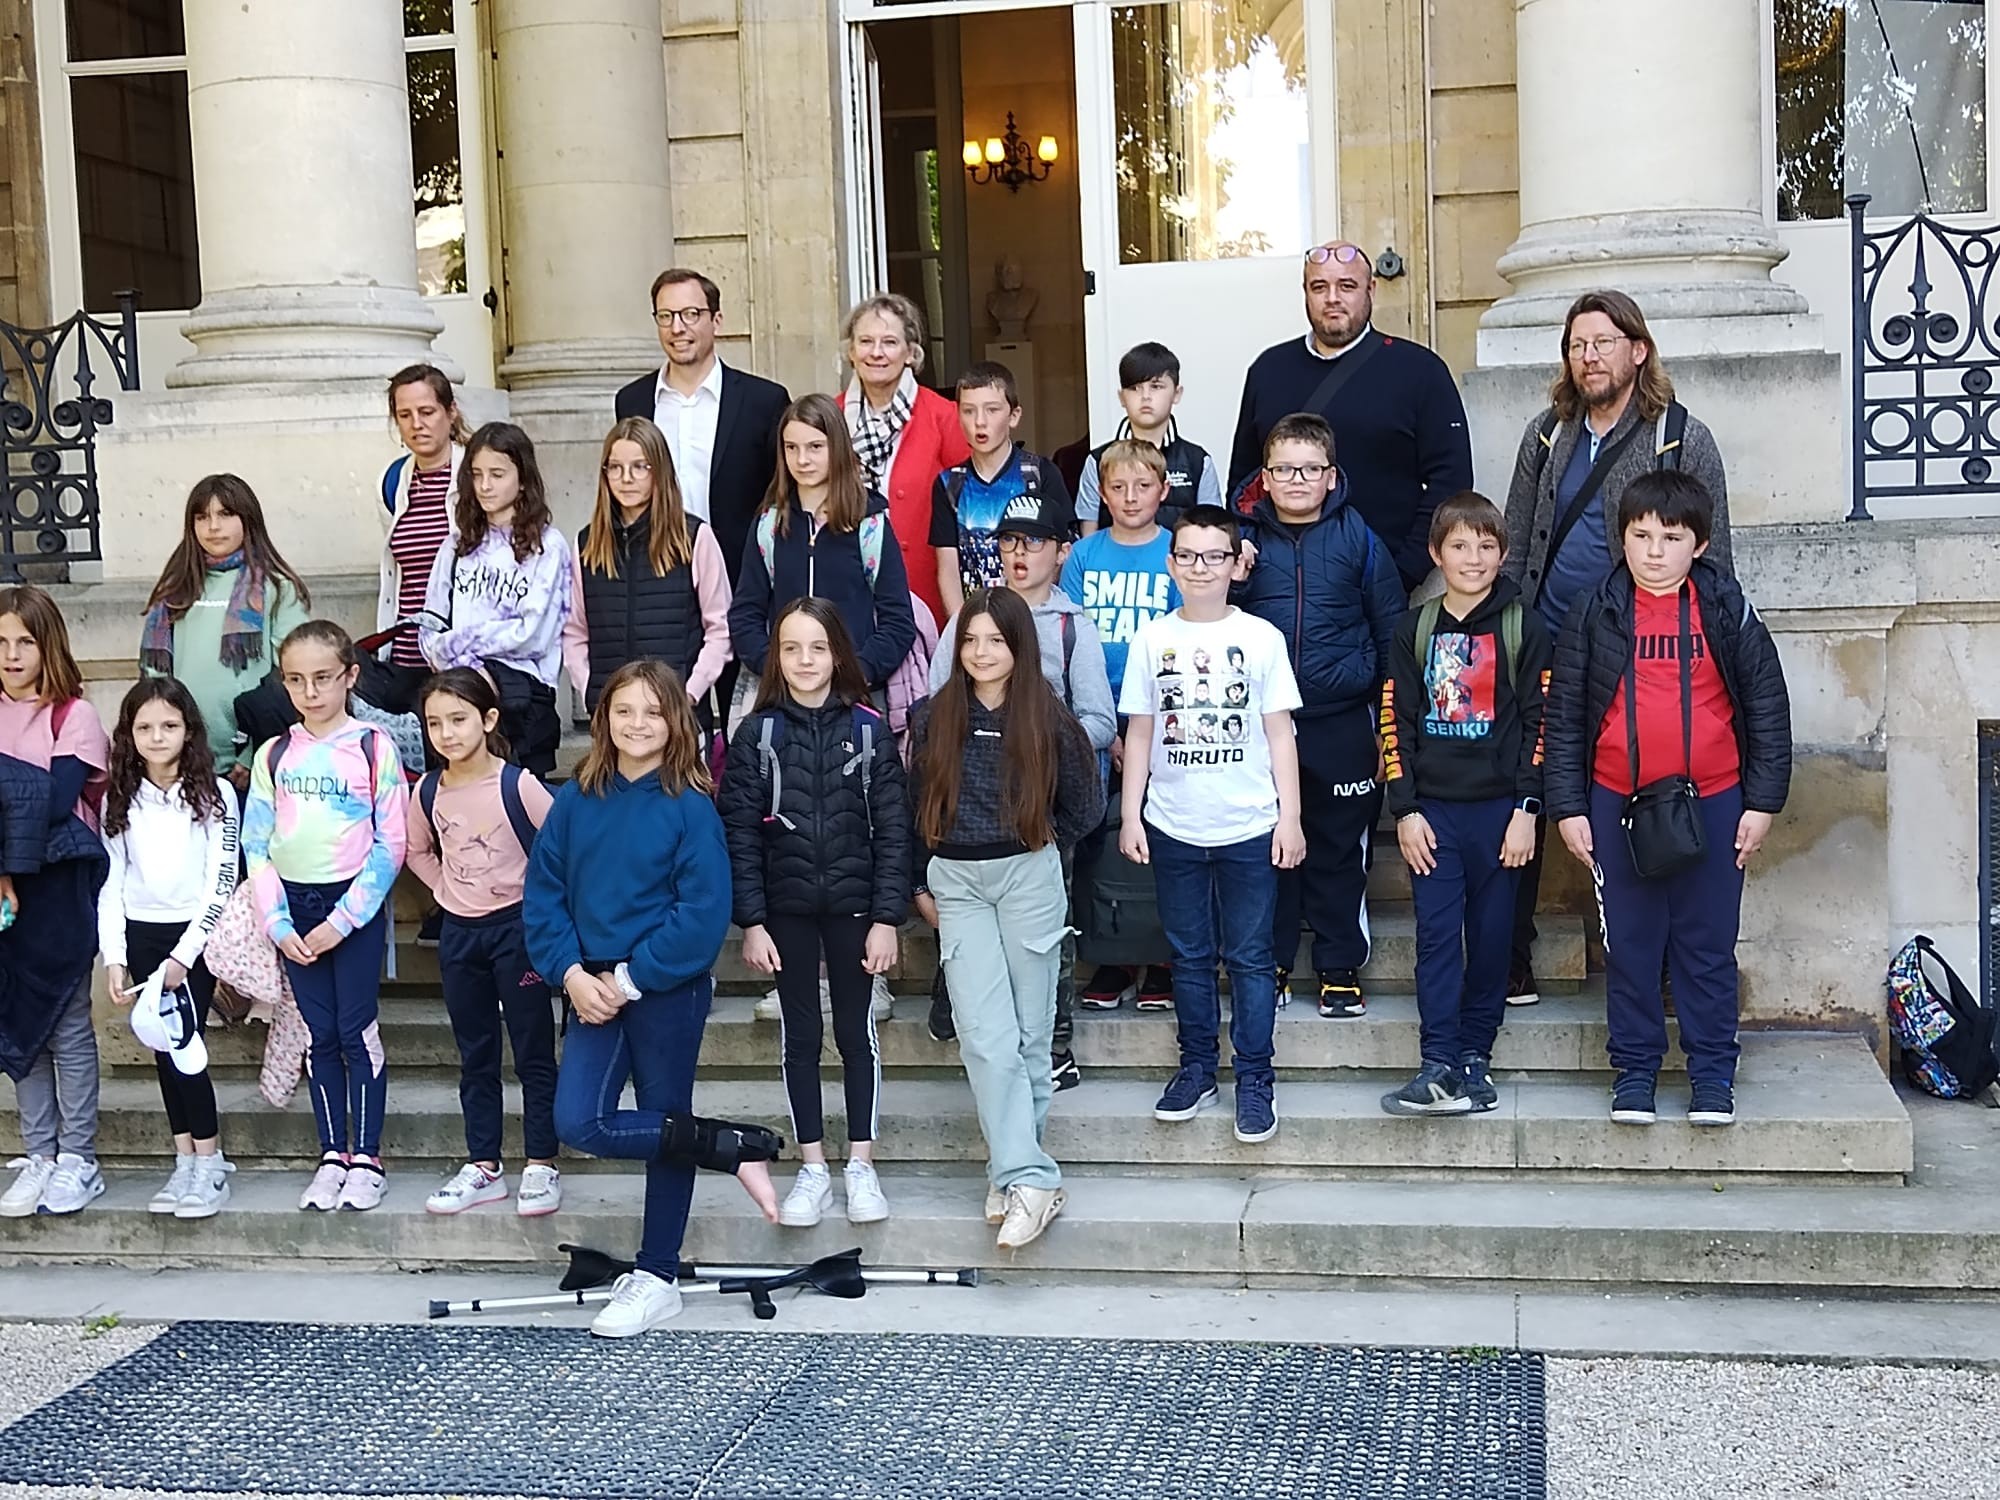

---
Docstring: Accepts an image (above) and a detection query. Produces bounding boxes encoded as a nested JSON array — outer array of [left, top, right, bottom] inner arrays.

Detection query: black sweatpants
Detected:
[[1509, 815, 1549, 978], [1272, 703, 1380, 976], [438, 905, 560, 1164], [127, 919, 219, 1141], [768, 913, 881, 1147]]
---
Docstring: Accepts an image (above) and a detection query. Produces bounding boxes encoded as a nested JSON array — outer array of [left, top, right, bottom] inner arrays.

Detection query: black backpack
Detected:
[[1886, 935, 2000, 1100]]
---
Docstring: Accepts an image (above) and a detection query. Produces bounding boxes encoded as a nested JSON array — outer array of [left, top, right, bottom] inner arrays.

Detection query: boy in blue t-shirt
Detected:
[[1060, 438, 1182, 1011], [929, 361, 1074, 621]]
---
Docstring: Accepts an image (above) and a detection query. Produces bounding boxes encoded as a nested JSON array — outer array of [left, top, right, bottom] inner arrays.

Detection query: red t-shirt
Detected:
[[1593, 581, 1740, 796], [387, 464, 454, 668]]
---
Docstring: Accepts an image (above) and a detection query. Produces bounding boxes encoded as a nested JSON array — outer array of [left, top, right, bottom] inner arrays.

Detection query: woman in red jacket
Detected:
[[837, 293, 968, 632]]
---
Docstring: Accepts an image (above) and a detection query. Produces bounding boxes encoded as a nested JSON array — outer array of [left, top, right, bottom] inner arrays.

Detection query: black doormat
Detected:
[[0, 1320, 1545, 1499]]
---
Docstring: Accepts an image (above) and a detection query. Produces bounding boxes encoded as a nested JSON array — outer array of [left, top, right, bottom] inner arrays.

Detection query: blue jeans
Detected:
[[554, 977, 711, 1280], [1147, 823, 1279, 1084], [280, 879, 389, 1158]]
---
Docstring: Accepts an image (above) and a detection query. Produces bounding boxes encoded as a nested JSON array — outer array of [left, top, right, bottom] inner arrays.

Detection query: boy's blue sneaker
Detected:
[[1381, 1062, 1473, 1117], [1233, 1074, 1278, 1143], [1610, 1069, 1658, 1125], [1154, 1066, 1218, 1122], [1459, 1052, 1499, 1113], [1688, 1081, 1736, 1127]]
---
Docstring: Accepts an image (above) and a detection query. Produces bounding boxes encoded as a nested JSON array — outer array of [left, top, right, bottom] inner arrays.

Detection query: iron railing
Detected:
[[1846, 193, 2000, 521], [0, 291, 140, 580]]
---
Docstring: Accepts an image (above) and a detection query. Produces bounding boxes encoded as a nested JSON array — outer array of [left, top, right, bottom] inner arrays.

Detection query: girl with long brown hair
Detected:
[[725, 393, 917, 702], [562, 416, 733, 717], [906, 587, 1103, 1252], [523, 659, 780, 1338], [140, 474, 312, 787]]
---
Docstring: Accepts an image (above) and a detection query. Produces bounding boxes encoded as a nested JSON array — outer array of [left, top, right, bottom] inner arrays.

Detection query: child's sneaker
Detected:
[[843, 1160, 889, 1224], [1080, 965, 1133, 1010], [336, 1158, 386, 1210], [1505, 967, 1540, 1007], [926, 970, 956, 1043], [1688, 1081, 1736, 1127], [779, 1163, 833, 1227], [996, 1184, 1065, 1250], [516, 1163, 563, 1217], [591, 1269, 681, 1337], [754, 988, 783, 1021], [0, 1156, 55, 1218], [416, 910, 443, 949], [1153, 1065, 1218, 1121], [150, 1154, 200, 1214], [1610, 1069, 1658, 1125], [1317, 970, 1365, 1018], [1051, 1050, 1082, 1093], [1133, 965, 1174, 1011], [299, 1155, 347, 1211], [1274, 968, 1291, 1008], [426, 1162, 507, 1215], [984, 1187, 1006, 1226], [174, 1155, 235, 1220], [1233, 1075, 1279, 1143], [38, 1154, 104, 1215], [869, 974, 894, 1022], [1381, 1062, 1474, 1117], [1459, 1052, 1499, 1113]]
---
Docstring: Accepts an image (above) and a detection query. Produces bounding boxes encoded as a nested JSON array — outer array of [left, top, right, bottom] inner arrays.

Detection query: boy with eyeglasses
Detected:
[[1234, 413, 1407, 1018], [931, 485, 1114, 1090], [1119, 504, 1304, 1145]]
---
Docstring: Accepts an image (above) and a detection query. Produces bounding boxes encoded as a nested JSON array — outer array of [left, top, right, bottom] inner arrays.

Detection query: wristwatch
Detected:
[[1515, 797, 1543, 816]]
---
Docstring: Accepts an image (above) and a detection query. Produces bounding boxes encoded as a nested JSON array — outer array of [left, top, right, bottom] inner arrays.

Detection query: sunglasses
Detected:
[[1305, 244, 1366, 265]]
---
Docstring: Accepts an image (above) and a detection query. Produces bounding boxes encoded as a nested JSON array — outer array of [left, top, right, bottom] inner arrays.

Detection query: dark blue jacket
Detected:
[[523, 771, 732, 995], [1232, 477, 1408, 721], [0, 754, 109, 1079]]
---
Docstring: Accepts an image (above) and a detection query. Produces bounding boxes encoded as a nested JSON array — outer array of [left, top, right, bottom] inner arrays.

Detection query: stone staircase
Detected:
[[0, 833, 1942, 1293]]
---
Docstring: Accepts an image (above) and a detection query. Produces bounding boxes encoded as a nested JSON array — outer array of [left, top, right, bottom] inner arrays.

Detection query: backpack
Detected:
[[1414, 596, 1523, 686], [265, 729, 384, 838], [1077, 797, 1164, 967], [750, 704, 880, 833], [1886, 935, 2000, 1100], [48, 698, 106, 822], [1531, 401, 1689, 486], [416, 764, 539, 857]]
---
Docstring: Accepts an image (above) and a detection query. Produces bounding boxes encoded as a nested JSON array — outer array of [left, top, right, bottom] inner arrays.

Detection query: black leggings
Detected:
[[769, 913, 881, 1147], [127, 919, 219, 1140]]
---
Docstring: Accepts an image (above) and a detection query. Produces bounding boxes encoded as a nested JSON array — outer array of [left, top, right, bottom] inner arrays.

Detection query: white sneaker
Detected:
[[984, 1188, 1006, 1226], [337, 1159, 387, 1211], [175, 1155, 235, 1220], [869, 974, 893, 1022], [843, 1160, 889, 1224], [754, 988, 783, 1021], [0, 1156, 55, 1217], [150, 1155, 200, 1214], [39, 1153, 105, 1215], [996, 1183, 1065, 1250], [779, 1163, 833, 1227], [591, 1269, 681, 1337], [516, 1163, 563, 1217], [426, 1163, 508, 1216], [757, 980, 838, 1022], [299, 1156, 347, 1211]]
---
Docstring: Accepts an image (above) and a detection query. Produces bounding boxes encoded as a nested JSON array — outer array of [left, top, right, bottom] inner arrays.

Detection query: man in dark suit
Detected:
[[616, 268, 791, 587]]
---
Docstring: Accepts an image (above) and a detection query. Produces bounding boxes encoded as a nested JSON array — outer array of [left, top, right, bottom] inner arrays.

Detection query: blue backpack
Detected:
[[416, 763, 540, 856]]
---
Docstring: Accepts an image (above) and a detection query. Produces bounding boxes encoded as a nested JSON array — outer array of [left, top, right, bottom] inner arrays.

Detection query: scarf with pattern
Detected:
[[846, 367, 917, 492], [140, 551, 269, 674]]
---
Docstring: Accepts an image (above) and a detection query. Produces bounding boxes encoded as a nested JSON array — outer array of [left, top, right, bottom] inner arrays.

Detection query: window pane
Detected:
[[65, 0, 183, 63], [405, 0, 454, 38], [1776, 0, 1987, 219], [409, 50, 466, 296], [70, 72, 198, 311], [1111, 2, 1310, 265]]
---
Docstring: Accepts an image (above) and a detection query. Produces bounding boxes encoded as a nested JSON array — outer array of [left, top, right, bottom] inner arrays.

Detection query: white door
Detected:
[[844, 27, 889, 299], [1071, 0, 1336, 470]]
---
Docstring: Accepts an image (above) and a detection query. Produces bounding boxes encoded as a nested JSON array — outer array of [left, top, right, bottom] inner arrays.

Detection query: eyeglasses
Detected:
[[1264, 463, 1330, 483], [1170, 548, 1236, 570], [1566, 335, 1630, 359], [1305, 243, 1366, 265], [996, 533, 1054, 554], [604, 462, 653, 479], [282, 671, 348, 694], [653, 307, 711, 328]]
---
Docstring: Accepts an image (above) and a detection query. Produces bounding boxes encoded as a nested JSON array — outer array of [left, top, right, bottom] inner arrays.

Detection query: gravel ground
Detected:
[[0, 1325, 1996, 1498]]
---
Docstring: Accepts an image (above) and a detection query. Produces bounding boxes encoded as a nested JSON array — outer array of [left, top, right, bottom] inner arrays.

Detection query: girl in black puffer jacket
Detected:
[[719, 597, 910, 1229]]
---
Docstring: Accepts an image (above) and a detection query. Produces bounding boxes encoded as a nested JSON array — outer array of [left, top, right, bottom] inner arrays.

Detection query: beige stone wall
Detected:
[[1427, 0, 1518, 376]]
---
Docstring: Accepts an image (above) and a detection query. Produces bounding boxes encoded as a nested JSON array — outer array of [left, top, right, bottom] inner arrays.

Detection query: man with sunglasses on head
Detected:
[[1496, 288, 1730, 1011], [1227, 241, 1472, 593]]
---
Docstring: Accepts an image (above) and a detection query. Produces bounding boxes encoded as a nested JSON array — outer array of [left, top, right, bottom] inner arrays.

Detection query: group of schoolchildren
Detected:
[[0, 327, 1789, 1339]]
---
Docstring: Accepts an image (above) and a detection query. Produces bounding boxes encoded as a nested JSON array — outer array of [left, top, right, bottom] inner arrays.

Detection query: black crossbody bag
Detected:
[[1618, 584, 1706, 880]]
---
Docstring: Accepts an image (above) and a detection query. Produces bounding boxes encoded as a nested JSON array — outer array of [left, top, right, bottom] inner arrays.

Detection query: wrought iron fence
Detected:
[[1846, 194, 2000, 521], [0, 292, 140, 580]]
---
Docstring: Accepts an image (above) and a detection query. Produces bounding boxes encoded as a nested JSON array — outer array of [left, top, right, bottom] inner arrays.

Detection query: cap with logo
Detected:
[[128, 967, 210, 1077], [993, 486, 1073, 544]]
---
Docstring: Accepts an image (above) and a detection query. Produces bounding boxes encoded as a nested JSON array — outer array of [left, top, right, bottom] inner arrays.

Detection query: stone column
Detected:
[[1476, 0, 1817, 364], [169, 0, 451, 387], [492, 0, 674, 419]]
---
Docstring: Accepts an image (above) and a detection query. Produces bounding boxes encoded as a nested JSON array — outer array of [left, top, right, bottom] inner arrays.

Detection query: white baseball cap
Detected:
[[128, 968, 209, 1077]]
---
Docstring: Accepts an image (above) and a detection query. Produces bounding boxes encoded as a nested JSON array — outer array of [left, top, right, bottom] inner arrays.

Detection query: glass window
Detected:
[[70, 71, 198, 311], [1777, 0, 1988, 219], [408, 49, 467, 296], [405, 0, 454, 37], [65, 0, 183, 64], [1111, 1, 1310, 264]]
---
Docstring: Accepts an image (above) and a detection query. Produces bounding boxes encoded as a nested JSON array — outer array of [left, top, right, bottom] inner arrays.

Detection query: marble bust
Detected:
[[986, 256, 1038, 338]]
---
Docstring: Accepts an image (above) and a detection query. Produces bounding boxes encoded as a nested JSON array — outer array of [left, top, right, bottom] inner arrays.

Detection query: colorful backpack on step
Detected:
[[1886, 934, 2000, 1100]]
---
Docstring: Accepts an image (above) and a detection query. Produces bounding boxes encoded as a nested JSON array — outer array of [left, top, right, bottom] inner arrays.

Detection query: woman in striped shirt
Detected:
[[378, 364, 471, 681]]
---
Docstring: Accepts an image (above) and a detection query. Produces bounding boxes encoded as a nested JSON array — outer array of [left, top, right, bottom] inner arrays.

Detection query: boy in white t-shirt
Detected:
[[1118, 505, 1305, 1145]]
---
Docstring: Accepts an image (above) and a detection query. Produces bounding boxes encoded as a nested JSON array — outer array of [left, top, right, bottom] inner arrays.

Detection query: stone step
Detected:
[[10, 1035, 1909, 1181], [102, 986, 1645, 1080]]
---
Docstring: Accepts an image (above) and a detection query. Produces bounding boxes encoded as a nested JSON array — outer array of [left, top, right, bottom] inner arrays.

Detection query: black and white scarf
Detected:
[[846, 368, 916, 491]]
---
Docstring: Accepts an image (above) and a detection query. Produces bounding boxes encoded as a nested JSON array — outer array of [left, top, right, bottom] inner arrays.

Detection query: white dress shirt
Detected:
[[653, 358, 725, 521]]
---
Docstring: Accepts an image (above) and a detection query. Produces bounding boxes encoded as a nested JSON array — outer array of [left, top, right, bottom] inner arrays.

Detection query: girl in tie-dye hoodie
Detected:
[[242, 620, 408, 1213]]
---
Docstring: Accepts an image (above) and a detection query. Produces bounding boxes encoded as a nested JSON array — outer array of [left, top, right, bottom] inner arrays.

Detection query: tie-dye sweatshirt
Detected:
[[242, 718, 409, 942], [417, 524, 572, 687]]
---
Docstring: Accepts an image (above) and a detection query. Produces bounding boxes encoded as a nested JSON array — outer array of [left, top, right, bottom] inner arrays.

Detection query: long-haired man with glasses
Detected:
[[1227, 242, 1472, 592], [1498, 289, 1730, 1009]]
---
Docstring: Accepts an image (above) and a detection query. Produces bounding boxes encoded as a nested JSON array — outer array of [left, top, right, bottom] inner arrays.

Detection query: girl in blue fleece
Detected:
[[524, 658, 778, 1338]]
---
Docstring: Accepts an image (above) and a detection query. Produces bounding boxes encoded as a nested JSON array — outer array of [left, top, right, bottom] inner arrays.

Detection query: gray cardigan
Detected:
[[1499, 399, 1730, 603]]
